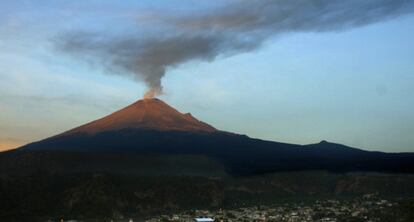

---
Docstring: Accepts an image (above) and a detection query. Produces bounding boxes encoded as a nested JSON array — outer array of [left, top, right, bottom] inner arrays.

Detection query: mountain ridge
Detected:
[[5, 98, 414, 176], [63, 98, 217, 136]]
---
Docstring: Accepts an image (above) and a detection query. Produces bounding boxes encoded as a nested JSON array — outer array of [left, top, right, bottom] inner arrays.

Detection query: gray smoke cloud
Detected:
[[56, 0, 414, 98]]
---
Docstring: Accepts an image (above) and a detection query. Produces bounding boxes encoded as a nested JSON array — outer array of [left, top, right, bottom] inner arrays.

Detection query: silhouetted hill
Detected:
[[1, 98, 414, 221], [2, 98, 412, 176]]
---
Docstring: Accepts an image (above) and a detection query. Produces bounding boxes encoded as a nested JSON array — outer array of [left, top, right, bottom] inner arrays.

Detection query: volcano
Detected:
[[1, 98, 414, 220], [1, 97, 411, 176], [64, 98, 216, 135]]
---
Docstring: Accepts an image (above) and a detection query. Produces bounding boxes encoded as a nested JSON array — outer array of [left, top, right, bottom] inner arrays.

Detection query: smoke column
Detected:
[[56, 0, 414, 98]]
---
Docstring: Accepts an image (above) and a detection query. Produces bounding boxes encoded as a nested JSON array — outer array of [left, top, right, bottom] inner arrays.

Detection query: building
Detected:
[[194, 218, 214, 222]]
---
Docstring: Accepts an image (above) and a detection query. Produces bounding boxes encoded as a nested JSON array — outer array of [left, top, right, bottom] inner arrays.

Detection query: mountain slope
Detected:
[[1, 98, 414, 221], [64, 98, 216, 135], [3, 98, 414, 176]]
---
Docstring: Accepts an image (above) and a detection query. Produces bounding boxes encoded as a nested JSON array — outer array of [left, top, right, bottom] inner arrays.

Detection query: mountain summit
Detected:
[[65, 98, 217, 135]]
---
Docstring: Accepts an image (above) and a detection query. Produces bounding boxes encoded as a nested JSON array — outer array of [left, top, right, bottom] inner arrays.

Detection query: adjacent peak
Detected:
[[319, 140, 329, 144], [64, 98, 217, 135], [184, 113, 194, 118]]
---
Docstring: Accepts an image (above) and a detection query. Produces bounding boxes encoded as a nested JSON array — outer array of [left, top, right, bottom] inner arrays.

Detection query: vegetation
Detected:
[[1, 172, 413, 221]]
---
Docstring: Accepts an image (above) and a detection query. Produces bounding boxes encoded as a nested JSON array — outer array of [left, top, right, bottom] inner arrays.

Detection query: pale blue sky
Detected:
[[1, 0, 413, 152]]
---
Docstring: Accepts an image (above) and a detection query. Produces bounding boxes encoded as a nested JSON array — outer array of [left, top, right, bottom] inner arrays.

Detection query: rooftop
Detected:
[[194, 218, 214, 222]]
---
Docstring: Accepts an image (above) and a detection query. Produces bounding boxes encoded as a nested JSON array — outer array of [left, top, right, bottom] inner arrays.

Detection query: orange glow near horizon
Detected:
[[0, 140, 24, 152]]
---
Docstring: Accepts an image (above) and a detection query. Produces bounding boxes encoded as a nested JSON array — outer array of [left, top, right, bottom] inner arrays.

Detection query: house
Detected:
[[194, 217, 214, 222]]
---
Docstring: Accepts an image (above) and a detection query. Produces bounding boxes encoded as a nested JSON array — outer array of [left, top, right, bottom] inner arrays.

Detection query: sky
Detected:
[[1, 0, 414, 152]]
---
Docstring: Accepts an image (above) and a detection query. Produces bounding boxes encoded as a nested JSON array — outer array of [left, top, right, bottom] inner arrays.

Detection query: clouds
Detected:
[[55, 0, 414, 97]]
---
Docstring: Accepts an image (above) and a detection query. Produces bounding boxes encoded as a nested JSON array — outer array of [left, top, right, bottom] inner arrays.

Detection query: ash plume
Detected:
[[56, 0, 414, 98]]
